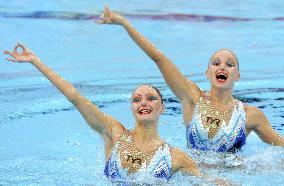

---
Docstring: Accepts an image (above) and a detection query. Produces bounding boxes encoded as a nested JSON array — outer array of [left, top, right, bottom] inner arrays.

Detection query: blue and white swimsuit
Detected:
[[104, 130, 172, 185], [186, 93, 247, 152]]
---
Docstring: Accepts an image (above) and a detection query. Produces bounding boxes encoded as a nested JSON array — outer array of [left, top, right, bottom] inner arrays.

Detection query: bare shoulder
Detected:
[[109, 118, 126, 142], [244, 104, 284, 146], [181, 85, 203, 124], [170, 147, 194, 169], [170, 147, 188, 160], [245, 105, 265, 128], [170, 147, 200, 176], [184, 79, 202, 104], [245, 105, 261, 114]]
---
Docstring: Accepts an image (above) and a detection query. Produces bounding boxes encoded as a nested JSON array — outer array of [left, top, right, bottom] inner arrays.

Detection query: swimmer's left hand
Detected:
[[3, 43, 39, 64], [96, 5, 126, 25]]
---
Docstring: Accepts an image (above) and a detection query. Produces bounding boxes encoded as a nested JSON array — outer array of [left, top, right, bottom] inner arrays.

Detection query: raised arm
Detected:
[[97, 6, 202, 104], [3, 43, 125, 142], [246, 106, 284, 146]]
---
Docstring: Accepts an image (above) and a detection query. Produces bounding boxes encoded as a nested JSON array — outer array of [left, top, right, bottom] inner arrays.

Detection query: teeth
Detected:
[[139, 109, 151, 114]]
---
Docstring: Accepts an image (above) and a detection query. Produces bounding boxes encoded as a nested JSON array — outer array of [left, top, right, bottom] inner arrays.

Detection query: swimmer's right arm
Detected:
[[171, 148, 201, 177], [246, 106, 284, 146], [3, 43, 125, 140], [171, 148, 233, 185], [97, 6, 202, 104]]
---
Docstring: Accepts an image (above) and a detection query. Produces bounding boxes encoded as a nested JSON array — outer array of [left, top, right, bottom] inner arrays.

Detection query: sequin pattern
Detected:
[[186, 93, 246, 152], [104, 130, 172, 185]]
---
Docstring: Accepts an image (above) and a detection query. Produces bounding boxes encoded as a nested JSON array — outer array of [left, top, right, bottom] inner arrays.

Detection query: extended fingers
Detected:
[[3, 50, 17, 62], [5, 58, 17, 62], [3, 50, 16, 58], [3, 50, 10, 55], [105, 5, 111, 17], [95, 18, 105, 24], [96, 13, 110, 24], [95, 8, 106, 24]]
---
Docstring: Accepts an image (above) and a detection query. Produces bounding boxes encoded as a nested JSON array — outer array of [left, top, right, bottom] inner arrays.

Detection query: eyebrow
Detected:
[[132, 94, 141, 98], [211, 57, 236, 63], [226, 58, 234, 62], [146, 93, 157, 96], [211, 58, 219, 61], [132, 93, 157, 98]]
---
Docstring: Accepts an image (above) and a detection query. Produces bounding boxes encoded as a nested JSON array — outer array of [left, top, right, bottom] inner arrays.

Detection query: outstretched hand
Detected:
[[96, 6, 125, 25], [3, 43, 38, 63]]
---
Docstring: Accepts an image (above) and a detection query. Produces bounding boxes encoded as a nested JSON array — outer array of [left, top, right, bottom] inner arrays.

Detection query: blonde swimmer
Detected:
[[97, 6, 284, 153], [3, 43, 230, 185]]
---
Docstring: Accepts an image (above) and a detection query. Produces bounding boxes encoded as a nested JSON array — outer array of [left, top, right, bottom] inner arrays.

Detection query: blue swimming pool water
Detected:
[[0, 1, 284, 185]]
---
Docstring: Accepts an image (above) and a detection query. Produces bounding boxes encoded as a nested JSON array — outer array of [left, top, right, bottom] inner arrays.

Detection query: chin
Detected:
[[215, 83, 228, 88], [138, 117, 154, 122], [215, 83, 234, 90], [137, 114, 156, 123]]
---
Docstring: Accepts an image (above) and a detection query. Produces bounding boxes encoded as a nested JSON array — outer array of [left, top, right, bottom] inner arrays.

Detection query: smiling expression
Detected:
[[206, 49, 240, 89], [131, 85, 164, 123]]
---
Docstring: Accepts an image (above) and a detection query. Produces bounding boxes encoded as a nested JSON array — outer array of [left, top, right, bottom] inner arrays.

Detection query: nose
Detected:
[[141, 98, 147, 105], [220, 62, 226, 70]]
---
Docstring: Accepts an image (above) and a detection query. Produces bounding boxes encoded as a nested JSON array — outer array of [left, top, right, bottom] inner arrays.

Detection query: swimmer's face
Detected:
[[131, 85, 164, 123], [206, 49, 240, 89]]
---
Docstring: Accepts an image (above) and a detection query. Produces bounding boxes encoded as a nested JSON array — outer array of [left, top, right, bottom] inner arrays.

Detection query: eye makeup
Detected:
[[147, 95, 158, 101], [132, 96, 141, 103]]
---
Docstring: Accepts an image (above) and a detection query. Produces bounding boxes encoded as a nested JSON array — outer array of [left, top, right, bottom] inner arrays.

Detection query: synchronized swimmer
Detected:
[[3, 44, 229, 185], [3, 5, 284, 185], [97, 6, 284, 153]]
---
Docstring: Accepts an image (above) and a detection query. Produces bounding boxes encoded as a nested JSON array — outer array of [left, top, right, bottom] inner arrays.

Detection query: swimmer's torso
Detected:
[[117, 131, 158, 173], [186, 92, 247, 152], [104, 130, 172, 185]]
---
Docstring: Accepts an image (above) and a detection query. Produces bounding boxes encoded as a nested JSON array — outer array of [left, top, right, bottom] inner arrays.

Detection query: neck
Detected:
[[133, 120, 160, 145], [209, 87, 234, 108]]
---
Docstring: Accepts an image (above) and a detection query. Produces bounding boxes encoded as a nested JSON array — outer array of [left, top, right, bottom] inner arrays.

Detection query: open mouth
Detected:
[[216, 72, 228, 82], [138, 108, 152, 115]]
